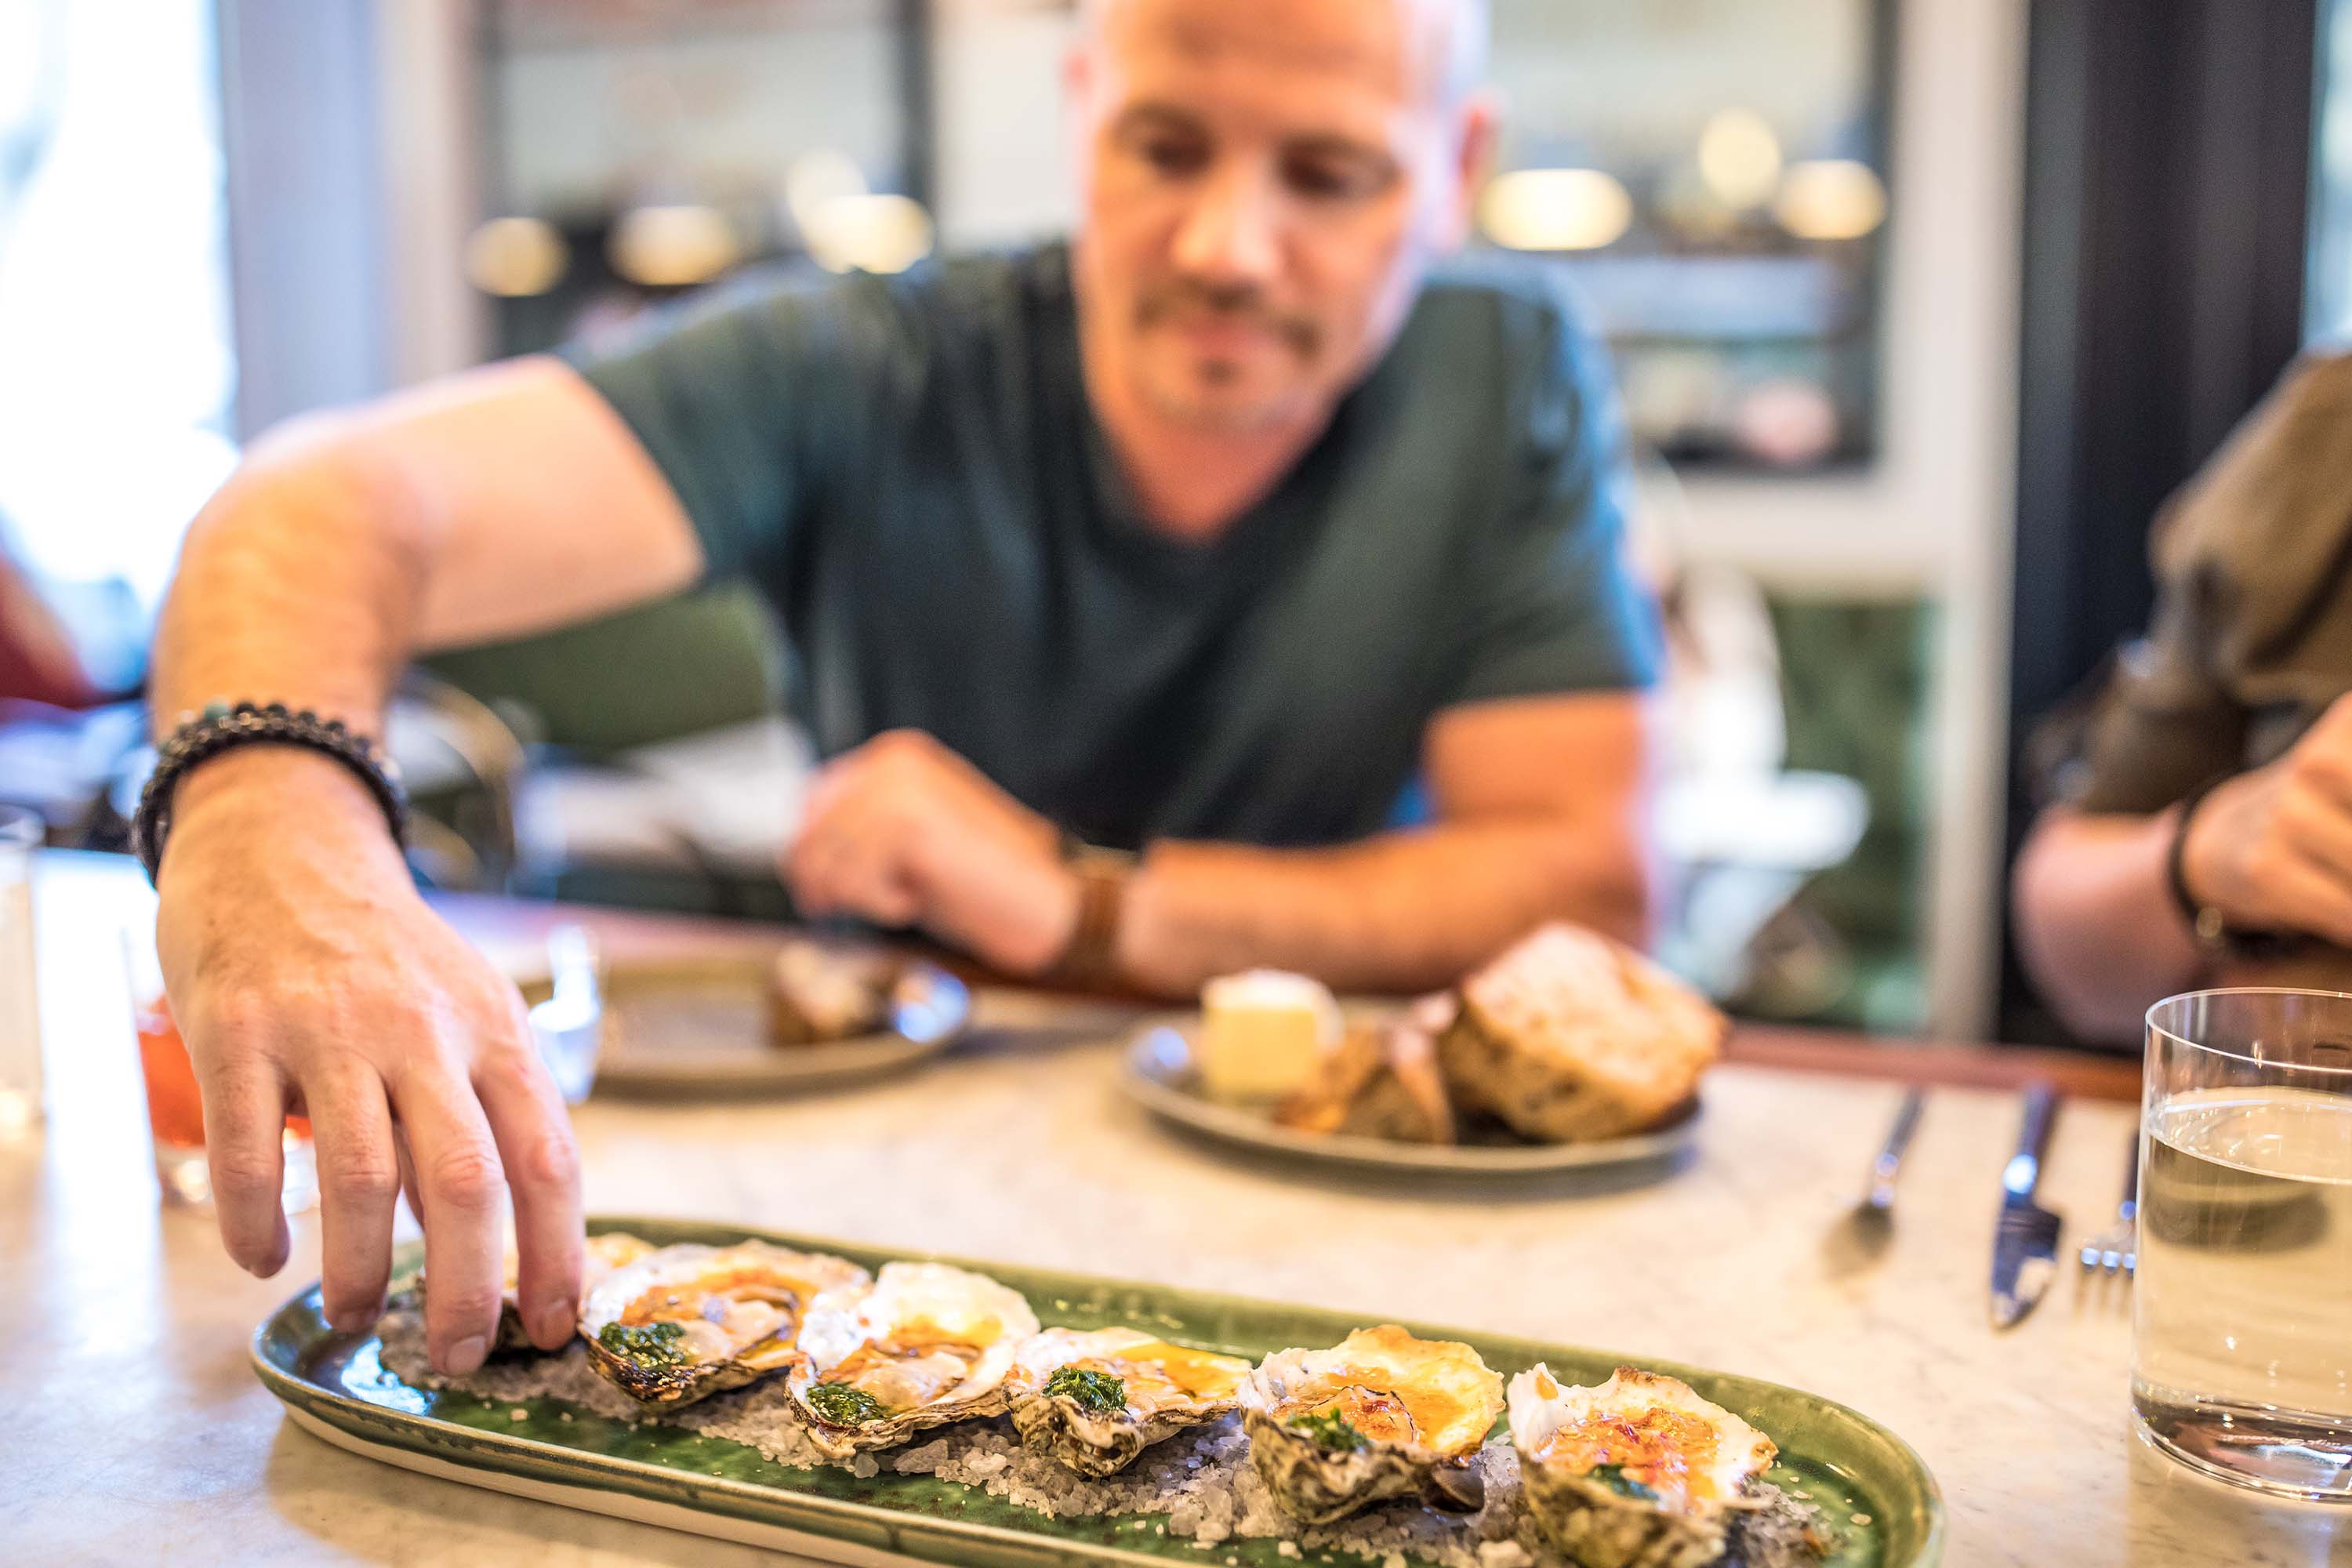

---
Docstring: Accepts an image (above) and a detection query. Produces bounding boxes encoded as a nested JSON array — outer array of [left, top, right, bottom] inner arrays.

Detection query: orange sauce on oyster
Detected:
[[1537, 1408, 1725, 1508], [1309, 1355, 1483, 1447], [822, 1336, 986, 1413], [615, 1270, 812, 1363], [1073, 1340, 1247, 1403], [1313, 1384, 1421, 1445]]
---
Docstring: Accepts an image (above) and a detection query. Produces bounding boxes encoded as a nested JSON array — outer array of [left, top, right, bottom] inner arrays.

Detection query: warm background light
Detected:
[[607, 203, 741, 288], [1774, 159, 1889, 241], [785, 149, 869, 234], [1479, 168, 1634, 252], [463, 215, 569, 298], [801, 193, 935, 275], [1697, 107, 1784, 210]]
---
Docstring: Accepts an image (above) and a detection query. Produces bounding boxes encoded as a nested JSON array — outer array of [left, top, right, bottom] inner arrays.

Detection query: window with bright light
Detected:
[[0, 0, 237, 686]]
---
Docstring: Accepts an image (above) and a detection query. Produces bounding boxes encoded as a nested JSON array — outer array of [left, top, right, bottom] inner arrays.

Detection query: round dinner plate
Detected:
[[516, 950, 970, 1097], [1118, 1014, 1700, 1175]]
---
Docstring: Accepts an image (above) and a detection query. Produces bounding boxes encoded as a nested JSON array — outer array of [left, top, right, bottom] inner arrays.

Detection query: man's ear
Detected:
[[1439, 89, 1501, 250], [1063, 34, 1094, 114]]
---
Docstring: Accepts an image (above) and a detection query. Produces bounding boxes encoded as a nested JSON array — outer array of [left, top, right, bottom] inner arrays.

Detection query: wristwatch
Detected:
[[1041, 837, 1136, 991]]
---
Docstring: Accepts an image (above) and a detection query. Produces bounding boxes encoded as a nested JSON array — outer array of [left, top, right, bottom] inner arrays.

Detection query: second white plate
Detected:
[[1119, 1016, 1700, 1176]]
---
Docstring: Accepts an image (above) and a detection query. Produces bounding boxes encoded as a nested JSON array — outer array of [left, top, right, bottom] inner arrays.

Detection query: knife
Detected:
[[1990, 1081, 2063, 1329]]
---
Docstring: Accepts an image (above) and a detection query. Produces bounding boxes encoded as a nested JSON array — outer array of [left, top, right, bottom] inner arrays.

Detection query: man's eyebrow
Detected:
[[1109, 101, 1206, 134], [1279, 132, 1396, 166]]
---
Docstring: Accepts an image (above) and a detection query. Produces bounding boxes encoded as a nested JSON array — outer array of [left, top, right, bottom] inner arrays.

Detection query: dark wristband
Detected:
[[2164, 773, 2285, 959], [133, 701, 408, 883]]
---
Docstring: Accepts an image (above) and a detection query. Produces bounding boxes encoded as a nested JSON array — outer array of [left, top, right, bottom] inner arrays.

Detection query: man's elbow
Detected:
[[2009, 814, 2143, 1044], [176, 416, 434, 586]]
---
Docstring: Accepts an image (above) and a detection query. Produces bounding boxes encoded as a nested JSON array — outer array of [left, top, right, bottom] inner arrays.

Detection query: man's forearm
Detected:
[[2012, 806, 2206, 1042], [1116, 816, 1653, 997], [151, 427, 429, 746]]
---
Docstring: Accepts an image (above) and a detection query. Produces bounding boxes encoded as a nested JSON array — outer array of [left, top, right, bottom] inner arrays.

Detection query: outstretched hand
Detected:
[[155, 750, 583, 1375]]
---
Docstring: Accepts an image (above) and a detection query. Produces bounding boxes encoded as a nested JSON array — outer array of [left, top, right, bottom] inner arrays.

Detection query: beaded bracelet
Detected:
[[132, 700, 407, 882]]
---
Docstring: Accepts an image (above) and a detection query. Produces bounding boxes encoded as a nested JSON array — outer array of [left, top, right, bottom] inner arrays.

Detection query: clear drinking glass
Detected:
[[2136, 989, 2352, 1498], [121, 925, 317, 1212], [0, 804, 43, 1134]]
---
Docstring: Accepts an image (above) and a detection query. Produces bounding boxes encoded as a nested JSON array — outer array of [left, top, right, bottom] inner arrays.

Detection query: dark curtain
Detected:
[[2000, 0, 2321, 1043]]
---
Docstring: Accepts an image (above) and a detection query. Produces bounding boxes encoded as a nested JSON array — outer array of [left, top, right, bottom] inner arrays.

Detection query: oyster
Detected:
[[1508, 1363, 1777, 1568], [580, 1241, 870, 1408], [787, 1261, 1040, 1457], [1242, 1325, 1504, 1523], [1007, 1327, 1254, 1476]]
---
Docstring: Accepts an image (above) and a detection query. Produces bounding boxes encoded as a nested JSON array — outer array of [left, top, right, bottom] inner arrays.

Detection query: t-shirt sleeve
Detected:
[[1446, 284, 1664, 707], [556, 270, 907, 587]]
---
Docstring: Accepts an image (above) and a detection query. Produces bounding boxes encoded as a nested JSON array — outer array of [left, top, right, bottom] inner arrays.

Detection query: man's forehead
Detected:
[[1086, 0, 1477, 105]]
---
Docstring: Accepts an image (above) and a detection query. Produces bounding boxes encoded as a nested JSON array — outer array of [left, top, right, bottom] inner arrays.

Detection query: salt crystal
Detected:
[[1277, 1545, 1300, 1560], [508, 1409, 528, 1421], [1852, 1512, 1873, 1526], [850, 1454, 880, 1479]]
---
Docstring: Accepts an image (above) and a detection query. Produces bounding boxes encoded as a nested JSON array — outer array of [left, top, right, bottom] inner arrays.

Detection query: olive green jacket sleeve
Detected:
[[2042, 351, 2352, 814]]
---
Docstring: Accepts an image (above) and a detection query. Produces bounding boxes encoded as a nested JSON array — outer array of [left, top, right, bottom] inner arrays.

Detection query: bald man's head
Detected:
[[1065, 0, 1499, 436], [1079, 0, 1490, 106]]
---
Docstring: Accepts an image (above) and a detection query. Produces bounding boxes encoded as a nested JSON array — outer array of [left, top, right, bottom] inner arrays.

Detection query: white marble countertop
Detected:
[[5, 852, 2347, 1566]]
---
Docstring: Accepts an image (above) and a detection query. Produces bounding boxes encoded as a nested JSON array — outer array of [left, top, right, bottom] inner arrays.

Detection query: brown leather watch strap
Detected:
[[1040, 846, 1134, 991]]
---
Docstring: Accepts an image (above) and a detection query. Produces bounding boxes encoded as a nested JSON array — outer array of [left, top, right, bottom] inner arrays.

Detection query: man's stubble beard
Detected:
[[1134, 356, 1321, 433]]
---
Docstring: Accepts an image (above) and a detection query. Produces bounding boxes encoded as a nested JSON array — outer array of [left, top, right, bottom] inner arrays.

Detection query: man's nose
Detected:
[[1171, 162, 1282, 288]]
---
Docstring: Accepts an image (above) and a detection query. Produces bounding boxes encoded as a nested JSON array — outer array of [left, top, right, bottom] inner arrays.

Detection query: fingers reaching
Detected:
[[392, 1061, 512, 1376], [303, 1062, 401, 1330], [474, 1004, 584, 1351], [195, 1034, 292, 1278]]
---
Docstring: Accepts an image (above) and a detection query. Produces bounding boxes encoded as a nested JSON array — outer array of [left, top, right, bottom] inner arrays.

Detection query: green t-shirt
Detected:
[[566, 243, 1658, 851]]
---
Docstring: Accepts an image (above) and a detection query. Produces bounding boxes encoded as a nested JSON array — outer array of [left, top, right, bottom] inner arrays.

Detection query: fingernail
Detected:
[[327, 1298, 384, 1332], [535, 1299, 578, 1346], [441, 1334, 489, 1376]]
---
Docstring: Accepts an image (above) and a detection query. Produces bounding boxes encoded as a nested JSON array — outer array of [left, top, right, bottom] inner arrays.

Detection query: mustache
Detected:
[[1135, 279, 1320, 357]]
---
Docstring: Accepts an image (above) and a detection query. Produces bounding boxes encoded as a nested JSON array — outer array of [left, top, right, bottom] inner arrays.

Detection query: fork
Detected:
[[2078, 1128, 2140, 1276]]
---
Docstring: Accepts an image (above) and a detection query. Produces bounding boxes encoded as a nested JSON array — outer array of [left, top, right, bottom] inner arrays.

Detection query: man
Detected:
[[2013, 350, 2352, 1041], [147, 0, 1661, 1382]]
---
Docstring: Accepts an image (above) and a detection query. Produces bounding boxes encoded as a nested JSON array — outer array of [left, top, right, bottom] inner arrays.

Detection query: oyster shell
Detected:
[[579, 1241, 870, 1408], [1007, 1327, 1254, 1476], [786, 1261, 1041, 1457], [1242, 1325, 1504, 1523], [1508, 1363, 1777, 1568]]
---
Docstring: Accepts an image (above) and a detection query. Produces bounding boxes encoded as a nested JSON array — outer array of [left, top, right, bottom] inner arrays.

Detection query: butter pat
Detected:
[[1196, 970, 1343, 1102]]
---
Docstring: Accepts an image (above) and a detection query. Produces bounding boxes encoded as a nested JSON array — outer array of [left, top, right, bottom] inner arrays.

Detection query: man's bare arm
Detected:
[[2011, 806, 2207, 1043], [153, 354, 702, 732], [2013, 693, 2352, 1040], [1114, 691, 1658, 995], [147, 356, 703, 1376]]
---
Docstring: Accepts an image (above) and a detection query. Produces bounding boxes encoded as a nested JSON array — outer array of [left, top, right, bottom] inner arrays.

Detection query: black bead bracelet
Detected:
[[132, 701, 408, 883]]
